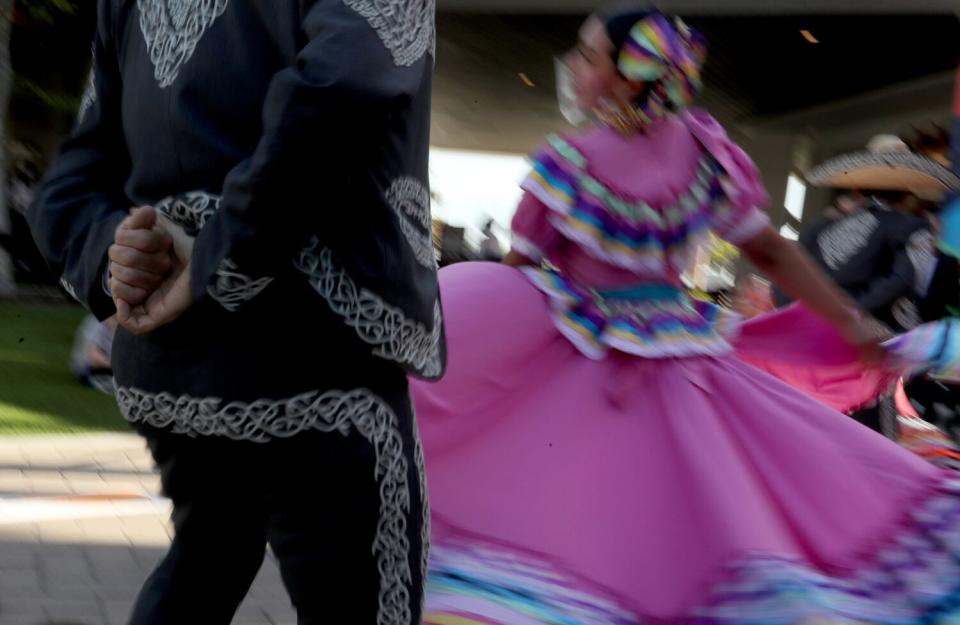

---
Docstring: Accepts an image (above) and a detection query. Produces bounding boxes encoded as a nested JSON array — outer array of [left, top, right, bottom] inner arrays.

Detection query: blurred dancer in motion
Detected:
[[28, 0, 440, 623], [413, 8, 960, 624]]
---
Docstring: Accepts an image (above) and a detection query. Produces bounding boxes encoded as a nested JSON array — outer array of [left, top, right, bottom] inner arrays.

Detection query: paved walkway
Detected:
[[0, 434, 296, 625]]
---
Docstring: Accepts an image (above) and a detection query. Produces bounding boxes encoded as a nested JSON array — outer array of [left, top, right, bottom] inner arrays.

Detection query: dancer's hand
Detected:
[[115, 213, 195, 335], [109, 206, 174, 305], [840, 317, 892, 367]]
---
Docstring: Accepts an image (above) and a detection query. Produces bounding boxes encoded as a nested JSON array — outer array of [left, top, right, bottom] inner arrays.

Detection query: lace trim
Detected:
[[137, 0, 230, 88], [344, 0, 435, 67], [116, 386, 417, 625], [154, 191, 220, 233], [206, 258, 274, 312], [412, 409, 430, 615], [388, 177, 436, 269], [294, 238, 443, 378]]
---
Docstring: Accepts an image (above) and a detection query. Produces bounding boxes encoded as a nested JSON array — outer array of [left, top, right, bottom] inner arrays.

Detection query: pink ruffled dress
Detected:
[[413, 111, 960, 625]]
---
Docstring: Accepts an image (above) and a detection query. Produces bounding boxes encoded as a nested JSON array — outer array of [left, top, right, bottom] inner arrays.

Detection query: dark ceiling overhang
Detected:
[[440, 0, 960, 15]]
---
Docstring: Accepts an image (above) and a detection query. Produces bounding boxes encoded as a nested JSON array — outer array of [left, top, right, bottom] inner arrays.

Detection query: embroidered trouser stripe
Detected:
[[123, 387, 429, 625]]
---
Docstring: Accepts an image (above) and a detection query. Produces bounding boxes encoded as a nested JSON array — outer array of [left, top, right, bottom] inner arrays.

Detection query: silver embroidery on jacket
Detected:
[[343, 0, 435, 67], [137, 0, 230, 88]]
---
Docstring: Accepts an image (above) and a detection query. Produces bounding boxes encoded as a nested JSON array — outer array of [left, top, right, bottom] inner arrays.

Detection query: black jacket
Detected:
[[29, 0, 445, 436], [799, 204, 931, 331]]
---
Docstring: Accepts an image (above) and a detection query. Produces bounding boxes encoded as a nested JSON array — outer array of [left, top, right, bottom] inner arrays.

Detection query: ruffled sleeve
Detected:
[[682, 109, 771, 244], [510, 192, 563, 263]]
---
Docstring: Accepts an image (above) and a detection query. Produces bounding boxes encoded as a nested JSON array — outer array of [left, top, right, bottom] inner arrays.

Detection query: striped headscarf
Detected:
[[616, 11, 707, 111]]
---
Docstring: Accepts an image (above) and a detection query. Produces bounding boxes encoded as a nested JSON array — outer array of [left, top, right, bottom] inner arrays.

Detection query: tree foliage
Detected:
[[17, 0, 77, 25]]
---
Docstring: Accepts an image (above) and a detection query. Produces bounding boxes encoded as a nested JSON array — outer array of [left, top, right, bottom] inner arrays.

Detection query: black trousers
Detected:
[[849, 398, 899, 441], [127, 388, 428, 625], [903, 376, 960, 443]]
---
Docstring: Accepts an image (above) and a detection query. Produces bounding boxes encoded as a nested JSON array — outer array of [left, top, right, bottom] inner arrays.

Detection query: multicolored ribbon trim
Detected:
[[697, 477, 960, 624], [426, 477, 960, 624], [521, 134, 743, 274], [522, 266, 738, 360], [426, 539, 640, 625]]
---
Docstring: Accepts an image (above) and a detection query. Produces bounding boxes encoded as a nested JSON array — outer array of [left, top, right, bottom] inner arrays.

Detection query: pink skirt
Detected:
[[413, 262, 960, 624]]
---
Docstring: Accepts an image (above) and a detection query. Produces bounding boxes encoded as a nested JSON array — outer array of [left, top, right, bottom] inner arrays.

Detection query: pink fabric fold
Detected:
[[413, 262, 950, 623]]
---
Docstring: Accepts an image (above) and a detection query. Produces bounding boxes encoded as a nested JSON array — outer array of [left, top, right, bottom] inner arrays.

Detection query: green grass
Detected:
[[0, 301, 125, 435]]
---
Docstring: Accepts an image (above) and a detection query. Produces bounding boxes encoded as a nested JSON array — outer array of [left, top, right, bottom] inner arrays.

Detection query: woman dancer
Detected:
[[415, 8, 960, 624]]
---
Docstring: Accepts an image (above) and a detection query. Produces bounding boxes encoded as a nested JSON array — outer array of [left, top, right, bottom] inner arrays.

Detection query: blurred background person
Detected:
[[70, 314, 116, 394], [801, 135, 941, 334], [479, 218, 505, 261], [804, 134, 957, 435]]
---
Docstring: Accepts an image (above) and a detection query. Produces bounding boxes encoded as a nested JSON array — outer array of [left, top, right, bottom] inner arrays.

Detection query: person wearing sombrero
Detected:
[[885, 83, 960, 450], [800, 135, 960, 435], [805, 134, 959, 334]]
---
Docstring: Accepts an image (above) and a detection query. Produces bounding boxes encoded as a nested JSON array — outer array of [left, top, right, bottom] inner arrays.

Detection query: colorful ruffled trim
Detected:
[[512, 235, 547, 264], [426, 538, 640, 625], [697, 477, 960, 625], [426, 477, 960, 625], [520, 133, 743, 273], [522, 266, 738, 360]]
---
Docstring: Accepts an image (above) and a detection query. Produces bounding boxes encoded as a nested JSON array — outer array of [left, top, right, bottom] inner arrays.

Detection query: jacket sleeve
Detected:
[[28, 3, 130, 321], [856, 223, 930, 313], [189, 0, 431, 312]]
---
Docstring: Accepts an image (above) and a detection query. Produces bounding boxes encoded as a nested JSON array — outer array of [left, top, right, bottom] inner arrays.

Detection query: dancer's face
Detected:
[[564, 17, 638, 110]]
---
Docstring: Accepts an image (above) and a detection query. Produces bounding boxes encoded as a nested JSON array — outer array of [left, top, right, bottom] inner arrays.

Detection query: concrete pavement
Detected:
[[0, 433, 296, 625]]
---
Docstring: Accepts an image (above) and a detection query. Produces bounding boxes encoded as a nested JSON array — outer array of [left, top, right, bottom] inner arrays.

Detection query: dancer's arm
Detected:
[[28, 1, 134, 320], [740, 226, 887, 359]]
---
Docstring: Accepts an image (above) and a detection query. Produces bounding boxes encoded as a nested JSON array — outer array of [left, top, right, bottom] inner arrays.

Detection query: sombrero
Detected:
[[807, 134, 960, 201]]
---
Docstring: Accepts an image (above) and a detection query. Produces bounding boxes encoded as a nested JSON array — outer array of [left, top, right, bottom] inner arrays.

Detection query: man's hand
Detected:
[[115, 213, 196, 335], [109, 207, 174, 306]]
